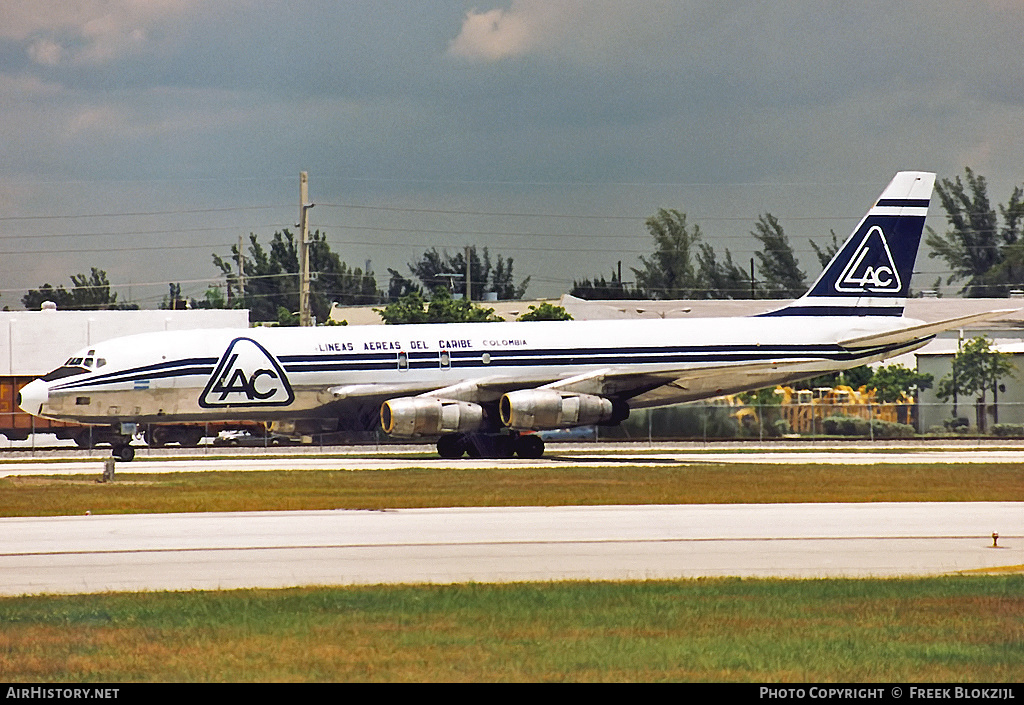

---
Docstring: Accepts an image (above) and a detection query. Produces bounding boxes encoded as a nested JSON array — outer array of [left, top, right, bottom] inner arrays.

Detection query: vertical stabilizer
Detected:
[[761, 171, 935, 317]]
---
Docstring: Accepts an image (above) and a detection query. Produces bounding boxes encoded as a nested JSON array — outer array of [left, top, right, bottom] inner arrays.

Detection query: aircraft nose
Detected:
[[18, 379, 48, 416]]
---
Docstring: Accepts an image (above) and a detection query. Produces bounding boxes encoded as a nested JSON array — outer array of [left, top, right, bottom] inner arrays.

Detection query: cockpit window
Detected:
[[42, 365, 90, 382], [46, 350, 102, 381]]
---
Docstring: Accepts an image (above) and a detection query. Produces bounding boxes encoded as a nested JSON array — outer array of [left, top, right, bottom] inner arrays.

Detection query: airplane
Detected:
[[17, 171, 1014, 461]]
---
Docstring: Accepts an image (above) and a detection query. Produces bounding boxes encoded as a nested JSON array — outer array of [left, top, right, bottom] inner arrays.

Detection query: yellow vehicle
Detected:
[[773, 384, 914, 434]]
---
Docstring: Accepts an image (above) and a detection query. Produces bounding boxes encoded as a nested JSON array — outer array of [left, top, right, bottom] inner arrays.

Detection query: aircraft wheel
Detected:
[[464, 434, 514, 459], [177, 428, 203, 447], [144, 427, 166, 447], [437, 434, 465, 459], [493, 436, 516, 458], [114, 446, 135, 462], [515, 434, 545, 459]]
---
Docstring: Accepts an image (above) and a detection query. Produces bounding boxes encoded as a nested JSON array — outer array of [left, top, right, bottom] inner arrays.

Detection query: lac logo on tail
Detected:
[[834, 225, 902, 293]]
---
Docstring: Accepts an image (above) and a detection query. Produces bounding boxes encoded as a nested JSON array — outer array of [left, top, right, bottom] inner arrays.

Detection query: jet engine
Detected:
[[499, 390, 626, 430], [380, 397, 486, 437]]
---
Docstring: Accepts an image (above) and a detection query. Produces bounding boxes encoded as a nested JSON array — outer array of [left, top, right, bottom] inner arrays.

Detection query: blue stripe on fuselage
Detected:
[[50, 357, 217, 391], [46, 340, 917, 393]]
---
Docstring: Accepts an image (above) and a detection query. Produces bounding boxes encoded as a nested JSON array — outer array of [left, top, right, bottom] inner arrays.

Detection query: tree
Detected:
[[810, 230, 842, 269], [22, 268, 137, 310], [925, 168, 1024, 296], [936, 336, 1016, 430], [374, 288, 504, 324], [160, 283, 187, 310], [517, 302, 573, 321], [869, 364, 934, 404], [752, 213, 806, 298], [386, 268, 420, 301], [571, 263, 644, 300], [213, 230, 377, 323], [697, 243, 754, 299], [198, 285, 228, 309], [798, 365, 874, 391], [406, 246, 529, 301], [22, 283, 73, 310], [974, 182, 1024, 293], [632, 209, 704, 299]]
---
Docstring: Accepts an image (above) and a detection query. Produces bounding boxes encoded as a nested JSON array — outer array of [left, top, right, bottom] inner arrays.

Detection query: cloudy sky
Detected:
[[3, 0, 1024, 308]]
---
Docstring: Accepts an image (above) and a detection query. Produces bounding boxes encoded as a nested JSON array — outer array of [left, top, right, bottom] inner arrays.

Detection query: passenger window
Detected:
[[440, 351, 451, 369], [397, 351, 409, 371]]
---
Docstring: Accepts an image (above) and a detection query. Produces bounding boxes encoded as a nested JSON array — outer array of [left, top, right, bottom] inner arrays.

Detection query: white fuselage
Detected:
[[19, 315, 928, 428]]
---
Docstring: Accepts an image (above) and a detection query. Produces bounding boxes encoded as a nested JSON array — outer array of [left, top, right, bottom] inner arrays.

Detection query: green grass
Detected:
[[3, 459, 1021, 682], [1, 462, 1022, 517], [1, 577, 1021, 682]]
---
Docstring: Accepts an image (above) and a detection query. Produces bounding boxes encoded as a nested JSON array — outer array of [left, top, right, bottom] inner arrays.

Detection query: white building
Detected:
[[0, 308, 249, 377], [916, 340, 1024, 432]]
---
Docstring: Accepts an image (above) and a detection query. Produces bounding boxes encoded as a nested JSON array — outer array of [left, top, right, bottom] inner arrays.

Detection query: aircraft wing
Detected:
[[329, 359, 819, 410], [592, 359, 829, 408], [328, 377, 520, 403], [838, 309, 1018, 348]]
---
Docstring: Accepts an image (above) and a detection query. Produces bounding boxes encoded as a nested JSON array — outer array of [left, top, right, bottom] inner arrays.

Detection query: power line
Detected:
[[0, 205, 290, 222]]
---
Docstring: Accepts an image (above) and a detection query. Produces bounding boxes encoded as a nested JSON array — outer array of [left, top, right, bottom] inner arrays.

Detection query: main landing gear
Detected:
[[436, 432, 545, 459]]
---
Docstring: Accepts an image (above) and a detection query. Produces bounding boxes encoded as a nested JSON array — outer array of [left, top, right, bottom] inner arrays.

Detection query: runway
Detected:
[[1, 502, 1020, 595]]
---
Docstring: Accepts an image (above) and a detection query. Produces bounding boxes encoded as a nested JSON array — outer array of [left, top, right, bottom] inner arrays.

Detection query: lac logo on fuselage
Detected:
[[199, 337, 294, 408]]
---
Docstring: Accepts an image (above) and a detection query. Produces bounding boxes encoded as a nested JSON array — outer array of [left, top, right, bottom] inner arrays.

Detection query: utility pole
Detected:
[[465, 245, 472, 302], [237, 233, 246, 307], [298, 172, 315, 326]]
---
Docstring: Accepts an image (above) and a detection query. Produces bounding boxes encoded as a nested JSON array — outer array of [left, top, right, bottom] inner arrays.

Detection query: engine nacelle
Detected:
[[380, 397, 486, 437], [499, 390, 624, 430]]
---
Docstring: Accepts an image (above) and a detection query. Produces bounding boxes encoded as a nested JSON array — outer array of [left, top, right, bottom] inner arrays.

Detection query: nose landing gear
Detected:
[[112, 444, 135, 462]]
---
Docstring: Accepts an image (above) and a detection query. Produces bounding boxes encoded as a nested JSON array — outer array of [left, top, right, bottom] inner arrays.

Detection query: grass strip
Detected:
[[1, 576, 1021, 682], [1, 463, 1022, 517]]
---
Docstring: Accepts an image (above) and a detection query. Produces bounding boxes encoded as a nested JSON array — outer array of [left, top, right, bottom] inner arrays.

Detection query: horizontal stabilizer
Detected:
[[838, 309, 1018, 348]]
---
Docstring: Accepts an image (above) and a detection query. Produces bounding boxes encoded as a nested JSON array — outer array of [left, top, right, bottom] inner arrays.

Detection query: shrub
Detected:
[[820, 415, 915, 438], [772, 419, 792, 436], [869, 419, 916, 438], [821, 415, 869, 436], [944, 417, 970, 433]]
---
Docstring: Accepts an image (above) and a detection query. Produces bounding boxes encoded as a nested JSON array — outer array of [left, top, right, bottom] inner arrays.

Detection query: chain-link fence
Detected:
[[594, 400, 1024, 442], [6, 401, 1024, 449]]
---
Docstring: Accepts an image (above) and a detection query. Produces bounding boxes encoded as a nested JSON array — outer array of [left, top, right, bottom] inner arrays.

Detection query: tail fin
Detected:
[[761, 171, 935, 317]]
